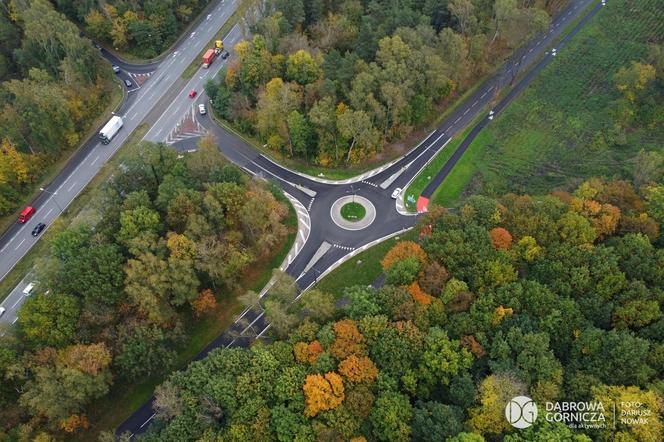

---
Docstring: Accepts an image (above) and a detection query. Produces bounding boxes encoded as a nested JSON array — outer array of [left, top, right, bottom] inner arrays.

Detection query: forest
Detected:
[[0, 0, 114, 218], [205, 0, 560, 166], [136, 175, 664, 441], [60, 0, 212, 58], [0, 138, 292, 439]]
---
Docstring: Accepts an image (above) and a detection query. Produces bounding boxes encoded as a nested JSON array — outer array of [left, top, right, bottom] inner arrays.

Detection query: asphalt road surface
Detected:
[[0, 0, 603, 435], [0, 0, 244, 320], [116, 0, 601, 436]]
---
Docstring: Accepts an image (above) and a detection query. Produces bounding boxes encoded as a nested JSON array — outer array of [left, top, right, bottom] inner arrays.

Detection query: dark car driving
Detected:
[[31, 222, 46, 237]]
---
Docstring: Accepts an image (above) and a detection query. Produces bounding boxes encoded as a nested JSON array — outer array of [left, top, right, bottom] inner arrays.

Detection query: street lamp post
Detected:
[[39, 187, 64, 214], [347, 184, 357, 204]]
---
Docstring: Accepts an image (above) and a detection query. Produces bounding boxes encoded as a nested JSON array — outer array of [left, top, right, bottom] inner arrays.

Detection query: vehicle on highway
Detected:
[[124, 79, 133, 88], [0, 307, 5, 317], [199, 104, 206, 115], [202, 49, 216, 68], [99, 116, 123, 144], [391, 188, 402, 199], [112, 65, 120, 73], [221, 50, 230, 60], [189, 90, 197, 98], [22, 282, 35, 296], [31, 223, 46, 237], [18, 206, 36, 223]]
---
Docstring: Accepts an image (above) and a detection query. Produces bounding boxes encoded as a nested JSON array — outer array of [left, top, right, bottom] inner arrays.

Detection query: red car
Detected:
[[188, 90, 197, 98]]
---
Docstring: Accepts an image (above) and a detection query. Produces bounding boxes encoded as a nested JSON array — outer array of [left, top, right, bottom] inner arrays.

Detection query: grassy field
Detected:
[[315, 230, 417, 298], [428, 0, 664, 205]]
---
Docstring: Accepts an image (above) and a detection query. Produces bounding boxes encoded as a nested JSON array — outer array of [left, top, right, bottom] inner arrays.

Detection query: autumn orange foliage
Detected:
[[191, 289, 218, 317], [60, 414, 89, 433], [381, 241, 428, 270], [303, 372, 345, 416], [60, 343, 111, 375], [330, 319, 366, 360], [461, 335, 486, 358], [338, 355, 379, 384], [294, 340, 324, 364], [407, 282, 433, 305], [489, 227, 513, 250]]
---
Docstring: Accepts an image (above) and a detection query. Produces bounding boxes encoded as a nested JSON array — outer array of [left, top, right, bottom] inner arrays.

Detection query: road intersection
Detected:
[[0, 0, 603, 435]]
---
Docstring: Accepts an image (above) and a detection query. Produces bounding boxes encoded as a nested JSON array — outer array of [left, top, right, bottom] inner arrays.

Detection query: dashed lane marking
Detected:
[[332, 243, 355, 252], [45, 207, 53, 217], [361, 180, 379, 188], [14, 238, 25, 250], [67, 181, 77, 192], [91, 155, 99, 166], [129, 71, 153, 87]]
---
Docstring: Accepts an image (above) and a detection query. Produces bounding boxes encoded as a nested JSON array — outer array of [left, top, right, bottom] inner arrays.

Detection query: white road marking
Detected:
[[12, 318, 18, 324], [140, 413, 156, 429], [91, 155, 100, 166], [480, 91, 488, 99], [454, 117, 461, 124], [44, 207, 54, 217], [463, 108, 469, 115], [14, 238, 25, 250], [67, 181, 77, 192], [12, 297, 22, 308], [472, 101, 478, 107]]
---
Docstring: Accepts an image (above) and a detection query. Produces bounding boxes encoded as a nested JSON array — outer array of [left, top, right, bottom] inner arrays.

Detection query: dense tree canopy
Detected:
[[206, 0, 555, 166], [137, 177, 664, 441], [0, 139, 291, 438], [0, 0, 113, 217]]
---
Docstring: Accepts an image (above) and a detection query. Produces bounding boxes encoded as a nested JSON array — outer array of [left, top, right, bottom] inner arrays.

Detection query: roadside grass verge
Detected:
[[81, 203, 297, 441], [427, 0, 664, 204], [403, 127, 472, 211], [0, 111, 135, 305], [315, 230, 417, 298], [0, 78, 124, 247]]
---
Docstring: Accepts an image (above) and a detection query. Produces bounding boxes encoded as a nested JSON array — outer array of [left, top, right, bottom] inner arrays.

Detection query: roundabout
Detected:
[[330, 195, 376, 231]]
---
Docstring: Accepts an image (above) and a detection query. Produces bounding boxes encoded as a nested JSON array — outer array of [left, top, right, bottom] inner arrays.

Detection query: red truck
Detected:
[[202, 49, 216, 68], [18, 206, 36, 223]]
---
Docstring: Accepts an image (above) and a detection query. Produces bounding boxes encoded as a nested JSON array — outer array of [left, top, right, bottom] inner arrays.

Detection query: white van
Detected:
[[23, 282, 35, 296]]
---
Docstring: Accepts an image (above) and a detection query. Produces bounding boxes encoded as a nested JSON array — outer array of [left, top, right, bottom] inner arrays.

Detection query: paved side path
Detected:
[[419, 0, 604, 208]]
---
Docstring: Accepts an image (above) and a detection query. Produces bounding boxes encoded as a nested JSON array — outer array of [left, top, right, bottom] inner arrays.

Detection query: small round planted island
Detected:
[[340, 201, 366, 222]]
